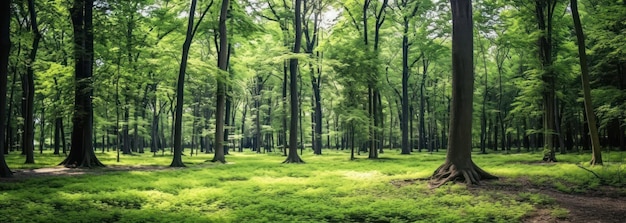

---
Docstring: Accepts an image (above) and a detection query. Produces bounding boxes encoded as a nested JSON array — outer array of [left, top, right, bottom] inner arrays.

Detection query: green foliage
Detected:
[[2, 151, 626, 222]]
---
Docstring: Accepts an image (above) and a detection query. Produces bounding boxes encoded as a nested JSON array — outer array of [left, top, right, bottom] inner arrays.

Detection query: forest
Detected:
[[0, 0, 625, 222]]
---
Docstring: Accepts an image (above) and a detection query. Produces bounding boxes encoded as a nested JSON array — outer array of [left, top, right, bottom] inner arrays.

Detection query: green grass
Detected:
[[1, 149, 625, 223]]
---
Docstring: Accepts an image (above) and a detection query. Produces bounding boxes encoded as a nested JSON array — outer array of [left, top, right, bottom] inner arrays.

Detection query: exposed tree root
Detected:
[[60, 156, 105, 168], [169, 160, 186, 168], [589, 157, 602, 166], [282, 156, 305, 164], [429, 161, 497, 188], [210, 158, 227, 164]]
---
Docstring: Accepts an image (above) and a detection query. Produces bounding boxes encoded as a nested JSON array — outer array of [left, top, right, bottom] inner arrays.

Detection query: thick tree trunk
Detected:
[[61, 0, 104, 168], [430, 0, 496, 187], [0, 0, 13, 177], [571, 0, 602, 165]]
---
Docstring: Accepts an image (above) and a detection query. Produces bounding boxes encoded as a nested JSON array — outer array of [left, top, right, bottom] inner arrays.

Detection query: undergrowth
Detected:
[[1, 149, 624, 222]]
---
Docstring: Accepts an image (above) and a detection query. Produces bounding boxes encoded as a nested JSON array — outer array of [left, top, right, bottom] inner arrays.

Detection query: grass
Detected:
[[1, 149, 625, 223]]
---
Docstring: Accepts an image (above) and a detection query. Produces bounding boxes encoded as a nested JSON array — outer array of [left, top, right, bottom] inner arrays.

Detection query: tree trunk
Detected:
[[571, 0, 602, 165], [23, 0, 40, 164], [400, 15, 410, 154], [0, 0, 13, 177], [535, 0, 558, 162], [171, 0, 199, 167], [240, 97, 247, 152], [39, 99, 45, 154], [284, 0, 304, 163], [430, 0, 496, 187], [478, 34, 488, 154], [212, 0, 230, 163], [60, 0, 104, 168]]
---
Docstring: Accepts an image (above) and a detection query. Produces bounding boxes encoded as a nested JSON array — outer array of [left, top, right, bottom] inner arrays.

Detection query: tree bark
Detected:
[[212, 0, 229, 163], [430, 0, 496, 187], [171, 0, 199, 167], [284, 0, 304, 163], [535, 0, 558, 162], [60, 0, 104, 168], [571, 0, 602, 165], [0, 0, 13, 177], [22, 0, 41, 164], [400, 10, 410, 154]]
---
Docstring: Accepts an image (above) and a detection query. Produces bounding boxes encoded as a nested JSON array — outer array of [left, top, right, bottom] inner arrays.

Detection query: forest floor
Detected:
[[2, 151, 625, 223], [478, 177, 626, 223], [388, 175, 626, 223], [6, 165, 626, 223]]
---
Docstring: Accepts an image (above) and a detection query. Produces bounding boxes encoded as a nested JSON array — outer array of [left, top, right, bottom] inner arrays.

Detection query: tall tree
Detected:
[[212, 0, 230, 163], [303, 0, 323, 155], [0, 0, 13, 177], [570, 0, 601, 165], [22, 0, 41, 164], [396, 0, 421, 155], [430, 0, 496, 187], [535, 0, 559, 162], [60, 0, 105, 167], [284, 0, 304, 163], [171, 0, 199, 167]]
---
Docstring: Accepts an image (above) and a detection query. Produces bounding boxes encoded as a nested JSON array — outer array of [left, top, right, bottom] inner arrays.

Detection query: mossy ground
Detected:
[[1, 149, 625, 222]]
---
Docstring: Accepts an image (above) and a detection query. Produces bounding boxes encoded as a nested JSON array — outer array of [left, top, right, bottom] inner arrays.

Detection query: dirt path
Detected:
[[475, 178, 626, 223], [0, 165, 171, 182]]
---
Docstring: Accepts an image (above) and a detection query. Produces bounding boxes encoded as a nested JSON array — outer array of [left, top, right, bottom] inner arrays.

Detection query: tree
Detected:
[[212, 0, 230, 163], [283, 0, 304, 163], [430, 0, 496, 187], [171, 0, 199, 167], [0, 0, 13, 177], [21, 0, 41, 164], [394, 0, 422, 155], [60, 0, 105, 168], [570, 0, 601, 165], [534, 0, 560, 162], [302, 0, 323, 155]]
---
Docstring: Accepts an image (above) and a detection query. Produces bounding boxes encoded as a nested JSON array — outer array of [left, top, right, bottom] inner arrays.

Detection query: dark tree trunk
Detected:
[[60, 0, 104, 168], [171, 0, 199, 167], [240, 97, 247, 152], [400, 14, 410, 154], [535, 0, 558, 162], [0, 0, 13, 177], [430, 0, 496, 187], [282, 61, 288, 156], [419, 63, 427, 153], [254, 77, 262, 153], [23, 0, 40, 164], [284, 0, 304, 163], [303, 1, 322, 155], [39, 99, 45, 154], [571, 0, 602, 165], [212, 0, 229, 163], [122, 103, 131, 154]]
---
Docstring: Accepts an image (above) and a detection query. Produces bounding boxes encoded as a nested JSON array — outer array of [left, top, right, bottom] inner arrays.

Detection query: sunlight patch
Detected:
[[250, 176, 309, 184], [343, 171, 382, 180]]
